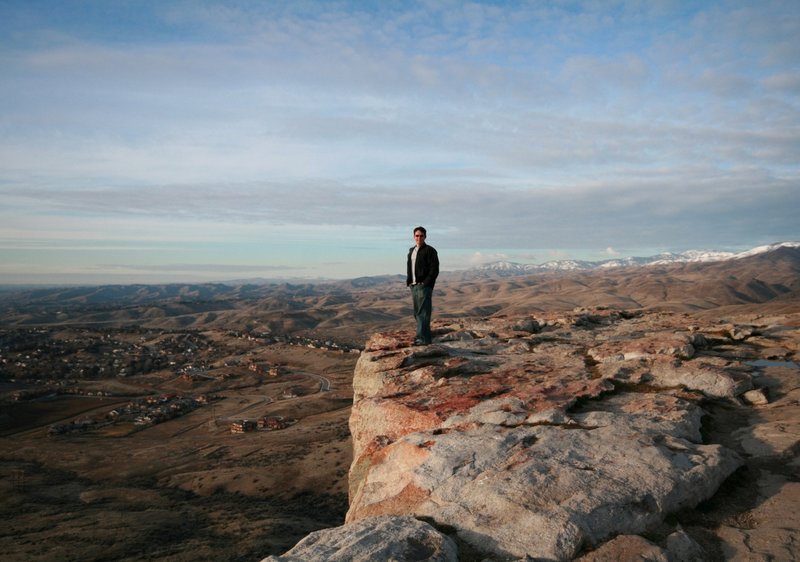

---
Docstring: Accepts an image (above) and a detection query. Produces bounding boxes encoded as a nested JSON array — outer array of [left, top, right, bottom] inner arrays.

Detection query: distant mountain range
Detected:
[[1, 242, 798, 312], [1, 241, 798, 335], [464, 241, 800, 278]]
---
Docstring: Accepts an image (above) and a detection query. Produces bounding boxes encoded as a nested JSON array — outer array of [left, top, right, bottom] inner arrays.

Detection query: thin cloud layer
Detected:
[[0, 0, 798, 283]]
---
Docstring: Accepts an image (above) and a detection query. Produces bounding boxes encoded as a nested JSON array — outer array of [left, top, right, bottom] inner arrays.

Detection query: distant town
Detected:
[[1, 326, 359, 381], [0, 325, 359, 436]]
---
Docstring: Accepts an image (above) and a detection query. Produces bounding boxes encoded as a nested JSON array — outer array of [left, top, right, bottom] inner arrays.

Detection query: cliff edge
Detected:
[[264, 308, 800, 561]]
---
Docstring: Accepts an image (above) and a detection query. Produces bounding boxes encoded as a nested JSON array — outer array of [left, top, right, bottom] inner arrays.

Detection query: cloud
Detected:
[[3, 2, 796, 182], [3, 166, 796, 253], [467, 252, 510, 266], [763, 72, 800, 94], [100, 263, 301, 273]]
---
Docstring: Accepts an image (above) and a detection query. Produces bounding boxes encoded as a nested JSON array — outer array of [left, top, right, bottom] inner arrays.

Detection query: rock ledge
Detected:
[[265, 308, 800, 561]]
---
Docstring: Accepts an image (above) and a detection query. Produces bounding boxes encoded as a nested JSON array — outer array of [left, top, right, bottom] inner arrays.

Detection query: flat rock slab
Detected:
[[716, 476, 800, 561]]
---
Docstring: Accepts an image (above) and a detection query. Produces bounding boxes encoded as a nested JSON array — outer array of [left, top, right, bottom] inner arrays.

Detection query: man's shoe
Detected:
[[413, 339, 426, 346]]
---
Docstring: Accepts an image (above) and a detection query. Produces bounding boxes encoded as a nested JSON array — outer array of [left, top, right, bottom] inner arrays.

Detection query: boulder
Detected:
[[741, 388, 769, 406], [259, 515, 458, 562]]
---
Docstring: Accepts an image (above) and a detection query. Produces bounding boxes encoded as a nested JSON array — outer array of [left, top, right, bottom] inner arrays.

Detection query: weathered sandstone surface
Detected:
[[265, 309, 800, 561], [259, 514, 458, 561]]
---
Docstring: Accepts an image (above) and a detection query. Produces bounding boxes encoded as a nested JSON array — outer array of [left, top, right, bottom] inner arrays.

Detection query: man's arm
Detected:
[[423, 247, 439, 286]]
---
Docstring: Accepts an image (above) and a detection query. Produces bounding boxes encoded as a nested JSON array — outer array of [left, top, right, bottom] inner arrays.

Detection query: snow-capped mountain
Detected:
[[731, 241, 800, 259], [469, 242, 800, 278], [645, 249, 738, 265]]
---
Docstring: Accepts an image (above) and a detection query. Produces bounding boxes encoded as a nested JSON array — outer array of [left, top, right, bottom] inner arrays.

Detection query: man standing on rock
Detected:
[[406, 226, 439, 345]]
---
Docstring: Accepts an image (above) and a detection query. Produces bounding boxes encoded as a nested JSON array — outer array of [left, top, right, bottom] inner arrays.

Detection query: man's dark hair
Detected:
[[414, 226, 427, 236]]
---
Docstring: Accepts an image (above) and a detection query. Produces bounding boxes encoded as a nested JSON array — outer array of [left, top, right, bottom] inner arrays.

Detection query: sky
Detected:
[[0, 0, 798, 285]]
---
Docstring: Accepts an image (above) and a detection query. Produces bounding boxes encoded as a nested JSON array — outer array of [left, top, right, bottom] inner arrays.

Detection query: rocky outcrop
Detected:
[[347, 310, 750, 560], [263, 308, 800, 561]]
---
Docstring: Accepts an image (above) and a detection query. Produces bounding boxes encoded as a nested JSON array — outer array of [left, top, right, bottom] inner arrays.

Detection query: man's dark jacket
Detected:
[[407, 244, 439, 289]]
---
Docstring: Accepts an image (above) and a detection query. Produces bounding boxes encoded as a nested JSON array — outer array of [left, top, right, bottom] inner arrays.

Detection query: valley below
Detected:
[[0, 329, 358, 561]]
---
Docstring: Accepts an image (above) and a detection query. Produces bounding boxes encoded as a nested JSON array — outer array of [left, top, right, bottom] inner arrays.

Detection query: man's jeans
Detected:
[[411, 284, 433, 344]]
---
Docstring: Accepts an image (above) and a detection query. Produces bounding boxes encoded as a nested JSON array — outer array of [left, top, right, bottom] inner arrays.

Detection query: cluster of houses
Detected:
[[48, 393, 211, 435], [48, 416, 99, 436], [3, 326, 357, 398], [1, 326, 214, 382], [248, 362, 283, 377], [230, 329, 362, 354], [230, 415, 295, 434], [12, 380, 116, 402], [125, 393, 209, 426], [177, 360, 284, 383], [5, 326, 345, 443]]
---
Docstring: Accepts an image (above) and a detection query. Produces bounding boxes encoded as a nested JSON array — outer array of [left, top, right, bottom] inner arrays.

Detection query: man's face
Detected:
[[414, 230, 426, 247]]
